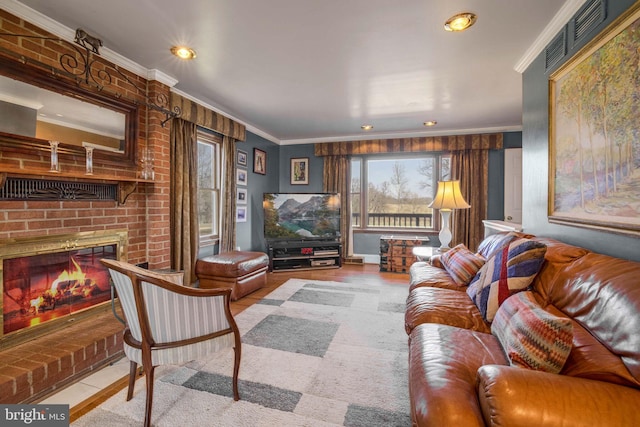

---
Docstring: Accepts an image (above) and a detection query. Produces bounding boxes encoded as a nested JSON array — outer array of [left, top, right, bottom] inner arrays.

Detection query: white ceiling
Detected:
[[4, 0, 584, 144]]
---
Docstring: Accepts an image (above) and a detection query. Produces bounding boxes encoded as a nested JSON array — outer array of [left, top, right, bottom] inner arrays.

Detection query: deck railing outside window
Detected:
[[351, 213, 432, 228]]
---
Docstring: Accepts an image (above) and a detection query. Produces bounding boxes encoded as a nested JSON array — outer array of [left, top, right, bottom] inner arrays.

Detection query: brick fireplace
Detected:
[[0, 10, 172, 403]]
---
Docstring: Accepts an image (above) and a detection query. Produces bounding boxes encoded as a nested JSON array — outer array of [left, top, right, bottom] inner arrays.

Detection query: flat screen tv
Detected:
[[263, 193, 341, 241]]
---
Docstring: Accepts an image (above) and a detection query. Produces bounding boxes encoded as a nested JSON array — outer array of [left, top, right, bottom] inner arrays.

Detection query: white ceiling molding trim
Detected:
[[147, 69, 178, 88], [514, 0, 589, 73], [279, 125, 523, 146]]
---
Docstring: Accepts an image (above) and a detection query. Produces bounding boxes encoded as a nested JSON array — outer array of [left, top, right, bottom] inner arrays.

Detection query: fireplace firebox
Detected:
[[0, 230, 127, 349]]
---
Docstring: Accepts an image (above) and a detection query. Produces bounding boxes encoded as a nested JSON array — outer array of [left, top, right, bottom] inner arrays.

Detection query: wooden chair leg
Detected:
[[232, 341, 241, 401], [127, 361, 137, 401], [142, 365, 155, 427]]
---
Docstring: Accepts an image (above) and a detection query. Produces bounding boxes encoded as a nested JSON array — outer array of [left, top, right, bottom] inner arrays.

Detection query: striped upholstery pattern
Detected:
[[440, 244, 486, 285], [467, 238, 547, 322], [106, 262, 234, 366], [492, 291, 573, 373]]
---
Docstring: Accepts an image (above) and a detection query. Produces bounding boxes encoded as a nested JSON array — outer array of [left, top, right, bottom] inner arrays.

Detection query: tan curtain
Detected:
[[220, 135, 237, 252], [170, 118, 199, 285], [315, 133, 502, 156], [170, 92, 246, 141], [451, 149, 489, 251], [322, 156, 351, 257]]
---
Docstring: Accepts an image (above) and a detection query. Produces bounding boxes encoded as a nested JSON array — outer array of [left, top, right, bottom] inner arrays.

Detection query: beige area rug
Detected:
[[72, 278, 411, 426]]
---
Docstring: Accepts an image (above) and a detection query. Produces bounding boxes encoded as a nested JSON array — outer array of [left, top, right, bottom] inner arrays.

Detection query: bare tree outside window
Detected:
[[350, 155, 445, 230]]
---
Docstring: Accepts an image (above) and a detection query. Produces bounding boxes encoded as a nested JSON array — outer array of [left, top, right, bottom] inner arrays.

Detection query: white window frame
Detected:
[[350, 153, 451, 232], [197, 130, 222, 247]]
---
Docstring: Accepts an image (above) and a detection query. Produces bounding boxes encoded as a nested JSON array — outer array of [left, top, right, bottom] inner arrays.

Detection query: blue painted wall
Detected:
[[522, 0, 640, 261], [235, 132, 280, 252]]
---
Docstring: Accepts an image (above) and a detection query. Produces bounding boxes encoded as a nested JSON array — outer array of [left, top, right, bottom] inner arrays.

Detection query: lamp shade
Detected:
[[428, 180, 470, 210]]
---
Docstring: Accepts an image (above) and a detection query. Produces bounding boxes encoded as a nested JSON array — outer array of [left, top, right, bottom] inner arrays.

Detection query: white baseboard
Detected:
[[353, 253, 380, 264]]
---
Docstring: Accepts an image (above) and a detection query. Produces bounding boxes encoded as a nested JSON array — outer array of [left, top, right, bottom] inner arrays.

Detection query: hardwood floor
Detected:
[[69, 264, 409, 421]]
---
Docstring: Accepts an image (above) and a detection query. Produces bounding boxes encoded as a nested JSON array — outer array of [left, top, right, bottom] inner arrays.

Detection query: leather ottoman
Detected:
[[195, 251, 269, 300]]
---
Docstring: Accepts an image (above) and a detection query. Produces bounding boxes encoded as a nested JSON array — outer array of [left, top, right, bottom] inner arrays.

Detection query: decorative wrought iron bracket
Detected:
[[0, 29, 181, 127]]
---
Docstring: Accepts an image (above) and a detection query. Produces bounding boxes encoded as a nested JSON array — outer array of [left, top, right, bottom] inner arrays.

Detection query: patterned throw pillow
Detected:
[[492, 291, 573, 373], [467, 238, 547, 322], [440, 244, 486, 285], [476, 231, 521, 259]]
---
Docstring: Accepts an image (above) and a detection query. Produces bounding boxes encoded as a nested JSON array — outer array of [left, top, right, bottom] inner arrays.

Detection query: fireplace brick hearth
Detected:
[[0, 309, 124, 403]]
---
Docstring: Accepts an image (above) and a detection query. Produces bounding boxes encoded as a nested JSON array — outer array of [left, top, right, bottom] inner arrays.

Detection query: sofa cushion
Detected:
[[440, 244, 486, 286], [467, 238, 547, 322], [492, 291, 573, 373], [405, 287, 491, 335], [408, 262, 462, 292], [409, 323, 508, 427], [546, 253, 640, 387]]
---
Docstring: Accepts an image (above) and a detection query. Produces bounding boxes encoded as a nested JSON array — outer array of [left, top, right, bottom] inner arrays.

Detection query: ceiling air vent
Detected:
[[545, 29, 567, 71], [574, 0, 606, 43]]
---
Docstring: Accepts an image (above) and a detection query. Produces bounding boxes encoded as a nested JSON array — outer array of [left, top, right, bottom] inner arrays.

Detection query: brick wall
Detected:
[[0, 9, 171, 269], [0, 10, 172, 403]]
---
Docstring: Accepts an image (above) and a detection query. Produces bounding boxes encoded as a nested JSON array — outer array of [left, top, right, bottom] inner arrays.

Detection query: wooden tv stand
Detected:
[[267, 240, 342, 272]]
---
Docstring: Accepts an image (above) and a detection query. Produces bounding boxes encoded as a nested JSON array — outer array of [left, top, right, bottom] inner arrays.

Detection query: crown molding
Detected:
[[514, 0, 588, 73], [279, 125, 523, 145], [147, 69, 178, 88]]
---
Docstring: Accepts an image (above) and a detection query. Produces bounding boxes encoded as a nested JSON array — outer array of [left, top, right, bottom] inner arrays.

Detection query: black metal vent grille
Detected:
[[574, 0, 606, 42], [545, 29, 567, 71], [0, 177, 117, 201]]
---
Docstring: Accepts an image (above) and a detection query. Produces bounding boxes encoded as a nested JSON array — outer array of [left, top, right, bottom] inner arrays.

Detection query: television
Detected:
[[263, 193, 341, 241]]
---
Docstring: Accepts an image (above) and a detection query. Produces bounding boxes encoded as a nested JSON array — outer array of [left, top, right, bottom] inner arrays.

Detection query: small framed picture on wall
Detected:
[[237, 149, 247, 167], [253, 148, 266, 175], [290, 157, 309, 185], [236, 169, 248, 186], [237, 188, 247, 204], [236, 206, 247, 222]]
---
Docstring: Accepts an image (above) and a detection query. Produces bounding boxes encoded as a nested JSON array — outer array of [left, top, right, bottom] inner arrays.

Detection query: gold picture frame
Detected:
[[549, 3, 640, 236]]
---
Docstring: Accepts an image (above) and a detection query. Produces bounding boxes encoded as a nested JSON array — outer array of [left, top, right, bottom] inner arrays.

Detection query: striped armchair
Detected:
[[101, 259, 241, 427]]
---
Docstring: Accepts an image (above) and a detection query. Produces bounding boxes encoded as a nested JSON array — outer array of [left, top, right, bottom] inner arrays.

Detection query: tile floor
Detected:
[[39, 357, 130, 408]]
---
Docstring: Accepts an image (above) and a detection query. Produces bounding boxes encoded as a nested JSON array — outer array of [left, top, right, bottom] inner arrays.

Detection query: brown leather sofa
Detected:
[[405, 233, 640, 427]]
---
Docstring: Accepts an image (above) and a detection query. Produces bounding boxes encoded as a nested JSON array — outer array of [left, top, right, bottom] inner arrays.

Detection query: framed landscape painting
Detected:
[[549, 4, 640, 236]]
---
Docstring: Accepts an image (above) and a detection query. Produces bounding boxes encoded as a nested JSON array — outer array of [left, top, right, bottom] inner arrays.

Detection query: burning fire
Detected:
[[28, 257, 97, 313]]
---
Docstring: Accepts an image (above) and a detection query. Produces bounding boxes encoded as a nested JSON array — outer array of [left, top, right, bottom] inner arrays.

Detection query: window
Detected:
[[197, 131, 221, 245], [351, 154, 450, 231]]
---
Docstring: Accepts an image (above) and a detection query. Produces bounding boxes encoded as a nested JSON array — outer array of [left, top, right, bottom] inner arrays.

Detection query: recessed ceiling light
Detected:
[[444, 12, 477, 32], [361, 124, 373, 131], [423, 120, 437, 127], [170, 46, 197, 60]]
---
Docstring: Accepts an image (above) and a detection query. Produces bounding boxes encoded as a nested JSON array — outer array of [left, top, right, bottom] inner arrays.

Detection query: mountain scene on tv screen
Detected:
[[264, 194, 340, 239]]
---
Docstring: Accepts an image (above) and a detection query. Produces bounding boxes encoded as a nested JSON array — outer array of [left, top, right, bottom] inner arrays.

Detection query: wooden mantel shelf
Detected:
[[0, 165, 154, 204]]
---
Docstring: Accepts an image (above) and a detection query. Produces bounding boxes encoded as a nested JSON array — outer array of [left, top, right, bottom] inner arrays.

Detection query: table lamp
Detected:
[[428, 180, 470, 251]]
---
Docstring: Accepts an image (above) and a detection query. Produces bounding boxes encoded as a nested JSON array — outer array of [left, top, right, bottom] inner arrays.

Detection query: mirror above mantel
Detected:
[[1, 74, 126, 153], [0, 54, 139, 167]]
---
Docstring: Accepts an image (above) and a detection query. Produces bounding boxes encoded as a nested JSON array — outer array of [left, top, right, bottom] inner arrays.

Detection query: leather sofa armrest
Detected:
[[477, 365, 640, 427]]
